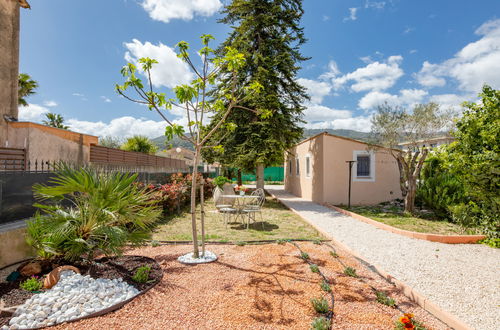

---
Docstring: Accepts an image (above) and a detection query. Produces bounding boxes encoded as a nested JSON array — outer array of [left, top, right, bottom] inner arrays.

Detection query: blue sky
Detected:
[[18, 0, 500, 138]]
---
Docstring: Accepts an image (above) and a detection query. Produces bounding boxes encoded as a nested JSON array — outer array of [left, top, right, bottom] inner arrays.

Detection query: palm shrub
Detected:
[[27, 164, 161, 262]]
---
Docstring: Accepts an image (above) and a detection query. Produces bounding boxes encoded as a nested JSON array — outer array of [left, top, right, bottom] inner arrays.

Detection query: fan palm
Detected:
[[28, 164, 161, 262], [42, 113, 69, 129], [121, 135, 158, 154], [18, 73, 38, 107]]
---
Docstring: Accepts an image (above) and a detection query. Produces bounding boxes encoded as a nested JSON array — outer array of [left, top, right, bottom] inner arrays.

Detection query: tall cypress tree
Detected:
[[204, 0, 309, 186]]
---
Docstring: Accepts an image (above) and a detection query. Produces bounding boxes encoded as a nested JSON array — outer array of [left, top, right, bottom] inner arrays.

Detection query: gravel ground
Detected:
[[48, 243, 447, 330], [268, 187, 500, 330]]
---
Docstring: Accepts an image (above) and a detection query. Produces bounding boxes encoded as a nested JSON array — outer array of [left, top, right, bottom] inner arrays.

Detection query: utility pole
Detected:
[[346, 161, 356, 208]]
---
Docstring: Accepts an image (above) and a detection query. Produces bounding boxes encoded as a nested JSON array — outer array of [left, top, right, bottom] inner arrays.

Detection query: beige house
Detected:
[[285, 132, 402, 205]]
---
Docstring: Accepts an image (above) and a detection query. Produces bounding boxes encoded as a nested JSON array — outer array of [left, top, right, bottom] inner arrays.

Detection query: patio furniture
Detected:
[[220, 195, 259, 229], [243, 189, 266, 229], [214, 187, 237, 228]]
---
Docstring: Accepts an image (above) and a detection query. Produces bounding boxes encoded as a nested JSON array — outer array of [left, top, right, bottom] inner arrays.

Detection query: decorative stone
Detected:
[[178, 250, 217, 264], [19, 262, 42, 277]]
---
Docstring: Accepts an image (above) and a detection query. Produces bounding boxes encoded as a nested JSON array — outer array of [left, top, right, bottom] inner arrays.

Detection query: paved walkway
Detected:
[[266, 186, 500, 330]]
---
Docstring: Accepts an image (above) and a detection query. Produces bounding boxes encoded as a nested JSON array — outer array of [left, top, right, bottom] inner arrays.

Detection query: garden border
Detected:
[[2, 256, 163, 330], [266, 191, 473, 330], [325, 204, 486, 244]]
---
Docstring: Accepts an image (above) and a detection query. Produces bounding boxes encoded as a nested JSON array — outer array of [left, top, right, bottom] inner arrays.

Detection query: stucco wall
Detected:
[[0, 0, 20, 146], [284, 134, 324, 203], [0, 225, 34, 268], [285, 133, 402, 205], [6, 122, 98, 164]]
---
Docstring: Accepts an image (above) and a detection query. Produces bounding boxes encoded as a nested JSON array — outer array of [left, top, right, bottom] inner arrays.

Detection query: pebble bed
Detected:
[[3, 271, 139, 330], [269, 188, 500, 330], [177, 250, 217, 264]]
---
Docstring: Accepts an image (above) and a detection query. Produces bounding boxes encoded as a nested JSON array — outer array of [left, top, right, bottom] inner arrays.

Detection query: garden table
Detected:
[[220, 195, 259, 227]]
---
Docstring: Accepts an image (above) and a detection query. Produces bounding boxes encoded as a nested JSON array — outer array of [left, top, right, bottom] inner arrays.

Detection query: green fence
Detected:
[[230, 166, 284, 182]]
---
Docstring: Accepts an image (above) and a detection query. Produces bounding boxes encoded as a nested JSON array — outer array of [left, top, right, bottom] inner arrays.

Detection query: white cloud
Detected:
[[124, 39, 193, 89], [141, 0, 222, 23], [332, 55, 404, 92], [319, 60, 341, 80], [429, 93, 471, 113], [43, 100, 58, 107], [364, 1, 386, 9], [358, 89, 428, 110], [18, 104, 49, 122], [305, 116, 373, 132], [72, 93, 87, 101], [303, 104, 352, 122], [297, 78, 332, 104], [415, 19, 500, 92], [101, 96, 112, 103], [344, 8, 358, 22], [403, 27, 415, 34]]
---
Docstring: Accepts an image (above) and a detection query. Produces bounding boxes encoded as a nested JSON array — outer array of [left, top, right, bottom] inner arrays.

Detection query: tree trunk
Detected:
[[256, 163, 265, 189], [190, 147, 200, 258], [237, 169, 242, 186], [404, 182, 417, 214], [200, 178, 205, 257]]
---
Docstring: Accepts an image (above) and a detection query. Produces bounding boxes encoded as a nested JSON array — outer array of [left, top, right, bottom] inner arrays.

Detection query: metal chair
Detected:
[[214, 186, 236, 228], [243, 188, 266, 229]]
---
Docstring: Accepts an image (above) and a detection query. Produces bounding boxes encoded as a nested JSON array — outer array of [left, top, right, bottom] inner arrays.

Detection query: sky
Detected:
[[18, 0, 500, 138]]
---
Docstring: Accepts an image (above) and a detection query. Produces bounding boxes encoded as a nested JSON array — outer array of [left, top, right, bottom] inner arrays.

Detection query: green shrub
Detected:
[[320, 280, 331, 293], [213, 176, 231, 188], [343, 267, 358, 277], [375, 291, 396, 307], [313, 239, 322, 245], [329, 251, 339, 258], [132, 265, 152, 283], [20, 276, 43, 292], [276, 238, 288, 245], [150, 240, 160, 247], [301, 252, 310, 260], [27, 164, 162, 262], [310, 297, 329, 313], [311, 316, 330, 330], [449, 202, 499, 238], [310, 264, 319, 273]]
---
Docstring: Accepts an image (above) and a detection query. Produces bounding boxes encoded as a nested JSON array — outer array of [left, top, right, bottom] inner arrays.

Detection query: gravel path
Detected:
[[267, 187, 500, 330]]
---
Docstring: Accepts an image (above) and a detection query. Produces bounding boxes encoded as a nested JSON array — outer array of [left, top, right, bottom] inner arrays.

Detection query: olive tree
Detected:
[[116, 35, 262, 259], [371, 102, 451, 214]]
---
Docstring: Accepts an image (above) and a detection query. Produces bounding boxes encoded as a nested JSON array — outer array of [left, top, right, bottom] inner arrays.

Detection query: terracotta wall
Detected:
[[6, 122, 98, 164], [285, 133, 402, 205]]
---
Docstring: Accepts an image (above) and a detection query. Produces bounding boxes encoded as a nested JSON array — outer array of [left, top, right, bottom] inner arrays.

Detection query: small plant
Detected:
[[150, 240, 160, 247], [310, 296, 329, 314], [132, 265, 152, 283], [395, 313, 426, 330], [20, 276, 43, 292], [344, 267, 358, 277], [301, 252, 310, 260], [320, 280, 331, 292], [213, 176, 231, 188], [329, 251, 339, 258], [313, 239, 322, 245], [235, 241, 246, 246], [310, 264, 319, 273], [276, 238, 287, 245], [311, 316, 330, 330], [375, 291, 396, 307]]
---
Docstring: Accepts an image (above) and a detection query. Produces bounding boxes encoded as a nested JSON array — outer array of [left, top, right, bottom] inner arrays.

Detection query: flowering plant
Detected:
[[395, 313, 426, 330], [20, 275, 44, 292], [234, 185, 249, 192]]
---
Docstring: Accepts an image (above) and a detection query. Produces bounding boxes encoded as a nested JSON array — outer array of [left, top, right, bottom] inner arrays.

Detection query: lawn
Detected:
[[344, 205, 478, 235], [153, 196, 324, 242]]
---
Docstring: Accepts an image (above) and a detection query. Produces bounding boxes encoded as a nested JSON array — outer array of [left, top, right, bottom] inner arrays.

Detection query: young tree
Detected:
[[18, 73, 38, 107], [203, 0, 309, 189], [43, 113, 68, 129], [116, 35, 262, 259], [99, 136, 123, 149], [371, 103, 451, 214], [121, 135, 158, 154]]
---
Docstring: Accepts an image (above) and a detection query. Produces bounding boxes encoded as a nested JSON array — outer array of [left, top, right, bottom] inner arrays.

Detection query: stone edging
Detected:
[[266, 191, 473, 330], [326, 204, 486, 244]]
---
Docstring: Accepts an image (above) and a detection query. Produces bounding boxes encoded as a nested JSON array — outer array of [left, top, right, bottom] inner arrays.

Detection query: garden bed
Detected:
[[45, 243, 449, 330], [0, 256, 162, 329]]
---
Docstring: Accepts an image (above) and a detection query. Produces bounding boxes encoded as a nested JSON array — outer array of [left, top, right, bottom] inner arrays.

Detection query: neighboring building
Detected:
[[285, 132, 402, 205], [159, 147, 196, 166], [398, 136, 455, 151]]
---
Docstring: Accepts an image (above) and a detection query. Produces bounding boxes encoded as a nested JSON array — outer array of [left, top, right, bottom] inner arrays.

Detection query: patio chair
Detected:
[[242, 188, 266, 229], [214, 186, 236, 228]]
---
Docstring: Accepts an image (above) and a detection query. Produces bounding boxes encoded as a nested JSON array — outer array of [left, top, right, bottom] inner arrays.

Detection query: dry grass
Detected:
[[152, 196, 324, 242]]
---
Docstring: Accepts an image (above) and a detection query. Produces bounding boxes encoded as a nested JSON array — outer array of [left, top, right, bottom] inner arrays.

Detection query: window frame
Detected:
[[353, 150, 375, 182], [305, 154, 311, 178], [295, 157, 300, 176]]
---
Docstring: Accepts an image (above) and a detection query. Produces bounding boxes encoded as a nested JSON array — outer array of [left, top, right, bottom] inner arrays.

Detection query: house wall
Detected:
[[0, 0, 20, 146], [6, 122, 98, 164], [284, 134, 324, 203], [322, 134, 402, 205]]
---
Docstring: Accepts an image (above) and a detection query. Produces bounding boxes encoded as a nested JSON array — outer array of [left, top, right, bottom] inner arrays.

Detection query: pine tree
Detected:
[[204, 0, 309, 187]]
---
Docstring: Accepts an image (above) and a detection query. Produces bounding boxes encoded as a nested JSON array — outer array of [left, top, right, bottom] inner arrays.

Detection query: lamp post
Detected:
[[346, 160, 356, 208]]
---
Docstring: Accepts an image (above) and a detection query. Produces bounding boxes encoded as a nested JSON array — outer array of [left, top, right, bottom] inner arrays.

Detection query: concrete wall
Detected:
[[0, 0, 20, 146], [285, 133, 402, 205], [0, 224, 34, 268], [6, 122, 98, 164]]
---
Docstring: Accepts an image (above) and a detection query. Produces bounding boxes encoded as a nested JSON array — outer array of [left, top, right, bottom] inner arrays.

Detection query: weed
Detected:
[[20, 276, 43, 292], [276, 238, 287, 245], [310, 296, 329, 314], [310, 264, 320, 273], [150, 240, 160, 247], [375, 291, 396, 307], [313, 239, 322, 245], [311, 316, 330, 330], [235, 241, 246, 246], [329, 251, 339, 258], [343, 267, 358, 277], [132, 265, 152, 283], [320, 280, 331, 293], [301, 252, 310, 260]]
